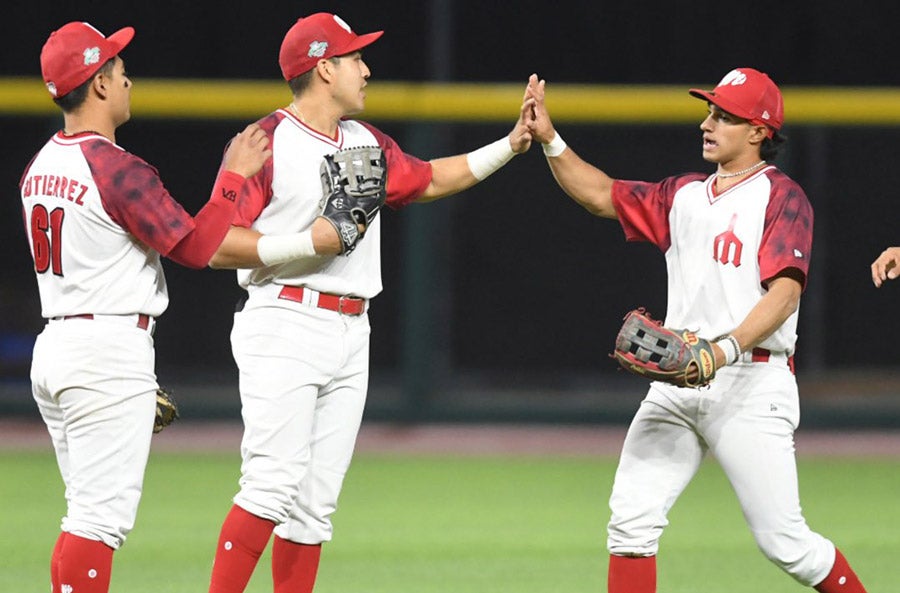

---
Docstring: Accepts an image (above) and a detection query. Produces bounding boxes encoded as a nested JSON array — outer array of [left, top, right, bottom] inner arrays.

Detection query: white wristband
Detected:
[[542, 131, 567, 157], [715, 335, 742, 366], [257, 231, 316, 265], [466, 137, 516, 181]]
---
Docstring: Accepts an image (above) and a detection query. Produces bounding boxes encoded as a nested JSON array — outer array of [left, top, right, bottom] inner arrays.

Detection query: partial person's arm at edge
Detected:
[[871, 246, 900, 287], [208, 218, 343, 269]]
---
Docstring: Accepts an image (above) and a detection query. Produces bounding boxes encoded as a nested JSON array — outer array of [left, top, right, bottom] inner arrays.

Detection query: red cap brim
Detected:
[[689, 88, 755, 122], [337, 30, 383, 56], [106, 26, 135, 57]]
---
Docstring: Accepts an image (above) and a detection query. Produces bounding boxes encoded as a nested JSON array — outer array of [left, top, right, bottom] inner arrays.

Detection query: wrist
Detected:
[[542, 131, 567, 157], [714, 334, 742, 366], [466, 137, 516, 181], [257, 231, 316, 265]]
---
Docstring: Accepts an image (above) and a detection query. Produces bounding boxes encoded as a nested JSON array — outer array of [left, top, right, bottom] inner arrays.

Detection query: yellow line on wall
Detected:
[[3, 77, 900, 124]]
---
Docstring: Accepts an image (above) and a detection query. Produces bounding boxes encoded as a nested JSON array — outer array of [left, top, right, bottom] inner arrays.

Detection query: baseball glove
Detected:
[[319, 146, 388, 255], [154, 387, 180, 433], [613, 308, 717, 388]]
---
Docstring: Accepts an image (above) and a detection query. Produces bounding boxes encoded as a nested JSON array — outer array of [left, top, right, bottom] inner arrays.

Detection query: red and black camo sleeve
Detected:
[[611, 173, 705, 251], [85, 139, 243, 269], [358, 121, 433, 208], [759, 170, 813, 290]]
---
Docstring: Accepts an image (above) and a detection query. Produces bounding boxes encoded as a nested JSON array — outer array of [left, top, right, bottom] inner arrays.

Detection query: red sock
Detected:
[[57, 534, 114, 593], [208, 505, 276, 593], [272, 536, 321, 593], [50, 531, 68, 593], [608, 554, 656, 593], [814, 549, 867, 593]]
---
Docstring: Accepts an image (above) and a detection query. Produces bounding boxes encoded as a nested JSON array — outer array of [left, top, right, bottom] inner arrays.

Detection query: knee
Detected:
[[607, 515, 665, 557], [753, 529, 834, 586]]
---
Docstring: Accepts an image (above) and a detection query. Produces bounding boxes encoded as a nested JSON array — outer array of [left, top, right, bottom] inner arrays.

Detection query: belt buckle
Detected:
[[338, 295, 354, 315]]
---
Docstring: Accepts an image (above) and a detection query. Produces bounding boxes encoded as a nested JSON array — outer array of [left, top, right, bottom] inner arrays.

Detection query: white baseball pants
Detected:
[[230, 292, 370, 544], [31, 317, 157, 549], [607, 360, 835, 586]]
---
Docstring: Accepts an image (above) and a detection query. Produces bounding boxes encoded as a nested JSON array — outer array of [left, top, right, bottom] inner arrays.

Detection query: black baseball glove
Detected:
[[154, 387, 180, 433], [318, 146, 388, 255]]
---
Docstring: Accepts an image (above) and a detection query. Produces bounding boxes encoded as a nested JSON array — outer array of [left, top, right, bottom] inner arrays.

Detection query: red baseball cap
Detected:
[[279, 13, 383, 81], [40, 22, 134, 99], [689, 68, 784, 137]]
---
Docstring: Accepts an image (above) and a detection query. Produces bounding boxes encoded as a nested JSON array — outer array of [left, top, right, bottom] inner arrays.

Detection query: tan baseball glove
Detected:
[[154, 387, 180, 433]]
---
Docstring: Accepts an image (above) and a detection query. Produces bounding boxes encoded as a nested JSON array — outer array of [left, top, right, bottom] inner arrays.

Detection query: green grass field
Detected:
[[1, 450, 897, 592]]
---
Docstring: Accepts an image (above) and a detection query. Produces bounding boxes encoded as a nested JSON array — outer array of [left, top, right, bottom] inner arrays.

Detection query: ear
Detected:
[[91, 72, 109, 100], [315, 58, 335, 83], [748, 124, 768, 145]]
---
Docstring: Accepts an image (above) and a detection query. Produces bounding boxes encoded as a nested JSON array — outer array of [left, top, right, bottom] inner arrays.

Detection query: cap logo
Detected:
[[83, 46, 101, 66], [719, 69, 747, 87], [332, 15, 353, 34], [46, 82, 58, 97], [761, 110, 770, 120], [308, 41, 328, 58]]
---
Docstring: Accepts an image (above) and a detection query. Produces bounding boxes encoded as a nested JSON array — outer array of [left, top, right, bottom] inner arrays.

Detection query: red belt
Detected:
[[61, 313, 152, 330], [751, 347, 795, 374], [278, 286, 366, 316]]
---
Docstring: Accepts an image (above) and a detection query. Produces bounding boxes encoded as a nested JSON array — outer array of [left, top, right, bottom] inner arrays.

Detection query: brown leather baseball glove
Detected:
[[613, 308, 717, 388], [154, 387, 180, 433]]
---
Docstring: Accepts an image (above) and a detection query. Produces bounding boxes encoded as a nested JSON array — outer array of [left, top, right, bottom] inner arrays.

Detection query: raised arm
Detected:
[[416, 87, 535, 202], [525, 73, 618, 219]]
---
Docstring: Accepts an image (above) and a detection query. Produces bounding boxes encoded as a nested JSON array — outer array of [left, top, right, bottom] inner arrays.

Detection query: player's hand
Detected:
[[508, 87, 535, 154], [223, 123, 272, 179], [311, 216, 366, 255], [525, 73, 557, 145], [871, 246, 900, 287]]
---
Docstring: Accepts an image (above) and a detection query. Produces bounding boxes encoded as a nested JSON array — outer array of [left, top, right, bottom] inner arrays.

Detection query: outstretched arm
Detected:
[[525, 73, 617, 219], [871, 246, 900, 287], [416, 90, 534, 202]]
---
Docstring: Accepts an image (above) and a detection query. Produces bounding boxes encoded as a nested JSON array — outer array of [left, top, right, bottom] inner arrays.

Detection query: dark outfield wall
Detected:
[[4, 0, 900, 85], [3, 1, 900, 421]]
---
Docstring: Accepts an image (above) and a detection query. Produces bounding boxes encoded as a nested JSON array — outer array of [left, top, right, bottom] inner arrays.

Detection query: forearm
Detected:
[[208, 218, 343, 269], [544, 139, 616, 219], [419, 137, 517, 203], [418, 154, 479, 203], [729, 277, 801, 352], [166, 171, 244, 269]]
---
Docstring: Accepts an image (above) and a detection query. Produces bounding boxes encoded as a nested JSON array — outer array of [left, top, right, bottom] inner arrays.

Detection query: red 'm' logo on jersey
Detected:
[[713, 213, 742, 267]]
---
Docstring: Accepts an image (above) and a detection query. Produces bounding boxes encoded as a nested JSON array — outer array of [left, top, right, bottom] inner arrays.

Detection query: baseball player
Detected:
[[22, 21, 270, 593], [871, 246, 900, 286], [525, 69, 868, 592], [202, 12, 534, 593]]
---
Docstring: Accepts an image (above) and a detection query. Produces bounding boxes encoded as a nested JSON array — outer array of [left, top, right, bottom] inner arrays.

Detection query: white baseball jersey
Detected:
[[232, 110, 433, 298], [607, 167, 837, 586], [611, 165, 813, 354], [20, 131, 203, 318]]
